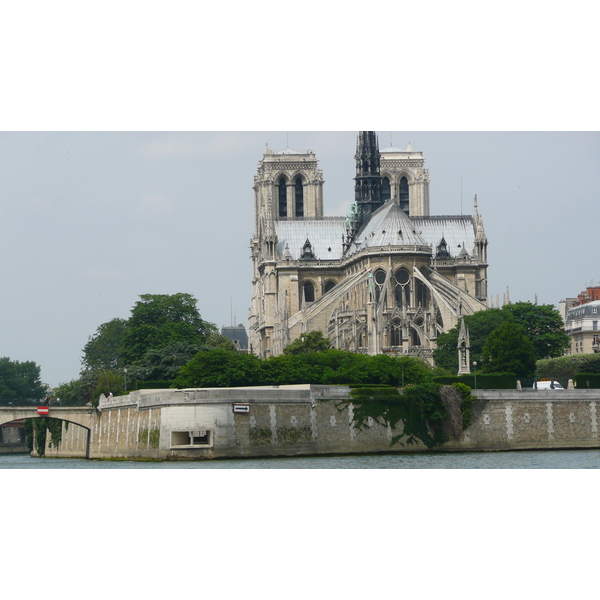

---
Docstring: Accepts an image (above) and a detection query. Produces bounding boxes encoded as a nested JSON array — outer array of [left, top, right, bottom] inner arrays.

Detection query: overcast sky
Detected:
[[2, 2, 599, 390], [1, 131, 598, 387]]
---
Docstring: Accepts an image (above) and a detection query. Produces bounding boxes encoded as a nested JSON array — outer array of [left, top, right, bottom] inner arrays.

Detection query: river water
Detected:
[[2, 448, 600, 468]]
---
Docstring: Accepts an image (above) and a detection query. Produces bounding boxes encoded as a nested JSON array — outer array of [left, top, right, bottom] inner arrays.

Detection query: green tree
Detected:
[[174, 348, 263, 388], [0, 357, 46, 405], [142, 341, 204, 381], [175, 347, 434, 389], [502, 302, 570, 360], [283, 331, 332, 355], [53, 373, 96, 406], [81, 318, 127, 372], [434, 302, 570, 373], [433, 309, 507, 373], [481, 322, 537, 377], [92, 371, 124, 404], [202, 332, 236, 352], [120, 293, 217, 365], [365, 354, 433, 387]]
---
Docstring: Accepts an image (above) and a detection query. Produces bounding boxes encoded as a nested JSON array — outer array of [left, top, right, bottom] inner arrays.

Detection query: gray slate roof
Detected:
[[276, 218, 345, 261], [274, 204, 477, 261], [413, 216, 476, 258], [346, 202, 427, 257]]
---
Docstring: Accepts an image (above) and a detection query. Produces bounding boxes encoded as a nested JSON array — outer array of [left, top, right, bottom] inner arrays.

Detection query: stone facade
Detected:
[[23, 386, 600, 460], [564, 298, 600, 355], [249, 132, 489, 362]]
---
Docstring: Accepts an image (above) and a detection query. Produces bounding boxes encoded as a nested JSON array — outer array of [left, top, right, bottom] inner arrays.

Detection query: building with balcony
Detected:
[[564, 299, 600, 354]]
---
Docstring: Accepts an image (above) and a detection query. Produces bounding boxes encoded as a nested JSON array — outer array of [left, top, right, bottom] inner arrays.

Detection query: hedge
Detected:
[[574, 373, 600, 389], [136, 380, 174, 390]]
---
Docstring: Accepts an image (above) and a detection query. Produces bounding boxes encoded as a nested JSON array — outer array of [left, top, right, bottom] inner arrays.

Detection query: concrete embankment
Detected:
[[34, 386, 600, 460]]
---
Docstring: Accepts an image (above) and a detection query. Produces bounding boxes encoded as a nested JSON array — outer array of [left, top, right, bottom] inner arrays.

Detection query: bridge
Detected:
[[0, 406, 98, 459]]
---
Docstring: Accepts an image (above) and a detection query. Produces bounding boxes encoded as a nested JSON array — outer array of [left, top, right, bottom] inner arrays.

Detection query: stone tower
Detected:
[[379, 142, 430, 216]]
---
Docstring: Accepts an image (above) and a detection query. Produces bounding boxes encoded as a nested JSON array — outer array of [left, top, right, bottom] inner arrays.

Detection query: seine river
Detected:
[[2, 449, 600, 468]]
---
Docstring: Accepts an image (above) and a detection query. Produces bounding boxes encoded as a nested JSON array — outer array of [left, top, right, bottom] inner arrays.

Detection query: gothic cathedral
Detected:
[[249, 132, 489, 362]]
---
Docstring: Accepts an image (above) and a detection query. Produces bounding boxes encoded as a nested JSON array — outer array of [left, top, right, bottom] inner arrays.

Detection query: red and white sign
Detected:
[[37, 406, 49, 415]]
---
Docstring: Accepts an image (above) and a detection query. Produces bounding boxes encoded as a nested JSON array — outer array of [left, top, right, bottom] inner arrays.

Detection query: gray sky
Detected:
[[2, 3, 599, 389], [1, 131, 599, 387]]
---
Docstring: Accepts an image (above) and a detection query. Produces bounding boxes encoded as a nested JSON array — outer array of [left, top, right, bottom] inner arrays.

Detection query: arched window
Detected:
[[303, 281, 315, 303], [295, 177, 304, 217], [374, 269, 386, 303], [278, 178, 287, 218], [391, 319, 402, 346], [395, 268, 410, 307], [400, 176, 409, 214], [381, 177, 391, 202], [324, 280, 336, 294], [411, 329, 421, 346]]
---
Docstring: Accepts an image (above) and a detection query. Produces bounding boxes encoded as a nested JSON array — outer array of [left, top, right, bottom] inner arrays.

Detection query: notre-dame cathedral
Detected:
[[249, 132, 488, 362]]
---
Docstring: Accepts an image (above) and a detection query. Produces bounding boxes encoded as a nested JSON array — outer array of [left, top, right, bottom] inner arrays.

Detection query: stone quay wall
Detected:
[[41, 386, 600, 460]]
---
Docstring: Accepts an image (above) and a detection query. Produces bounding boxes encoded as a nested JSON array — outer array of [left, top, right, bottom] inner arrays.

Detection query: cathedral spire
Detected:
[[354, 131, 383, 224], [457, 317, 471, 375]]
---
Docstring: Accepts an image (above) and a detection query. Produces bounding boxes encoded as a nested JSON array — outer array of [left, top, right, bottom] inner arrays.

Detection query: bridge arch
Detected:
[[0, 407, 97, 459]]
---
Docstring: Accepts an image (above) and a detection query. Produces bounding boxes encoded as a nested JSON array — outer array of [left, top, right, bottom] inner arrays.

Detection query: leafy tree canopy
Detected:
[[433, 308, 506, 373], [142, 342, 204, 382], [0, 357, 46, 405], [52, 375, 95, 406], [119, 293, 217, 366], [202, 333, 236, 352], [175, 348, 263, 388], [57, 293, 220, 400], [92, 371, 125, 403], [81, 318, 127, 373], [283, 331, 332, 355], [481, 322, 537, 378], [502, 302, 570, 360], [434, 302, 569, 373], [174, 347, 434, 389]]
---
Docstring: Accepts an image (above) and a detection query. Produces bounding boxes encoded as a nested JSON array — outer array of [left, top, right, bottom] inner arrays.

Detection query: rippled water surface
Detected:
[[2, 449, 600, 468]]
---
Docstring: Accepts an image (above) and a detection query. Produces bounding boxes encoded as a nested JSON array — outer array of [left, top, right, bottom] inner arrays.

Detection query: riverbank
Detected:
[[20, 385, 600, 461]]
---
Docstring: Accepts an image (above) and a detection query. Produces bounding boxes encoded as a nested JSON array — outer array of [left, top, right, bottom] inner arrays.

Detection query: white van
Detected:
[[535, 379, 564, 390]]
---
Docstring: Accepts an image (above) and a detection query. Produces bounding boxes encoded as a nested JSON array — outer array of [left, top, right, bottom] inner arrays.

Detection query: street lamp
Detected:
[[124, 367, 128, 392], [473, 361, 478, 390], [401, 363, 405, 387]]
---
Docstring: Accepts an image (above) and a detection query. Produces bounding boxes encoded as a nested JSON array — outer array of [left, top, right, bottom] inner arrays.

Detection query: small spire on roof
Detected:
[[407, 142, 413, 151]]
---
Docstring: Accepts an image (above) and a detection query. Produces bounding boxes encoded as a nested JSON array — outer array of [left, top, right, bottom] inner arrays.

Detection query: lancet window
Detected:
[[295, 177, 304, 217], [399, 176, 409, 214], [394, 268, 410, 307], [303, 281, 315, 303], [278, 177, 287, 218], [374, 269, 386, 304], [381, 177, 391, 202]]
